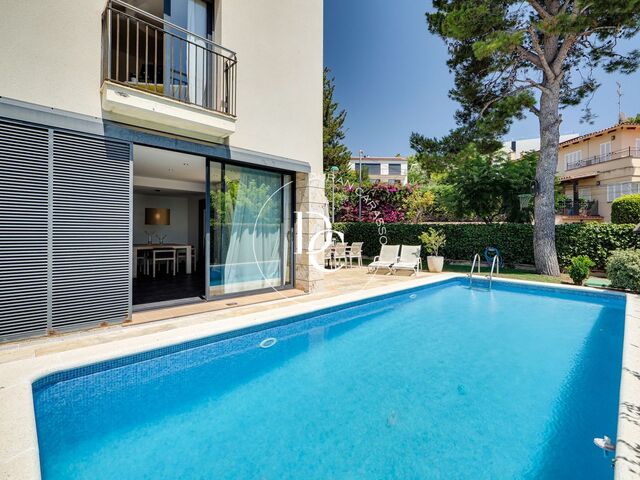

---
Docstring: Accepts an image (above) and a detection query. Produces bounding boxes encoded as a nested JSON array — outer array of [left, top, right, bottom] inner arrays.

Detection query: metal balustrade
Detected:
[[565, 148, 640, 171], [101, 0, 237, 116], [556, 199, 599, 217]]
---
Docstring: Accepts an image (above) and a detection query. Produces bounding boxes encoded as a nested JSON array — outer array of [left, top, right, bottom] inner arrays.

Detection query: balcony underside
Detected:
[[101, 81, 236, 140]]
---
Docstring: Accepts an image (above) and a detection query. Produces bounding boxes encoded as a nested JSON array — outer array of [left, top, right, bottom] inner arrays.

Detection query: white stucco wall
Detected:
[[0, 0, 323, 173], [218, 0, 323, 173], [0, 0, 105, 118], [133, 193, 191, 244]]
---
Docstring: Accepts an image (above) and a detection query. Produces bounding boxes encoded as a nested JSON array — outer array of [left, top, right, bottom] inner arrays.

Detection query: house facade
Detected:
[[0, 0, 325, 340], [556, 122, 640, 223], [349, 156, 408, 185]]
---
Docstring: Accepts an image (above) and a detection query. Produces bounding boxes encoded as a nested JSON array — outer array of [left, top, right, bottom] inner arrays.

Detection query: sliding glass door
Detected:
[[207, 161, 293, 297]]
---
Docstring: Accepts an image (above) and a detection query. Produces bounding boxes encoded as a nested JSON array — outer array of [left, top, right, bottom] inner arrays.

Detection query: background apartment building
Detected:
[[556, 122, 640, 222], [349, 156, 408, 185], [503, 134, 579, 160], [0, 0, 324, 340]]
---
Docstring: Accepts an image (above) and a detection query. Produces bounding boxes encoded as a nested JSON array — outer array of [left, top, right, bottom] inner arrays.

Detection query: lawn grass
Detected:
[[442, 263, 567, 284]]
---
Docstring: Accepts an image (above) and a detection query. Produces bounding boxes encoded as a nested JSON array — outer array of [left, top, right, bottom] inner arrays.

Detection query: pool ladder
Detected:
[[468, 253, 501, 289], [468, 254, 481, 285], [489, 255, 500, 289]]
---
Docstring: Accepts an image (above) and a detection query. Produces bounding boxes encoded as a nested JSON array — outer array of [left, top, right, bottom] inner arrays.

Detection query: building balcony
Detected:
[[556, 199, 603, 223], [101, 0, 236, 139], [565, 147, 640, 171]]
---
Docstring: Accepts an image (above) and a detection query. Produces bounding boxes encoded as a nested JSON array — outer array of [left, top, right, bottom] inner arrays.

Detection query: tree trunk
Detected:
[[534, 80, 561, 276]]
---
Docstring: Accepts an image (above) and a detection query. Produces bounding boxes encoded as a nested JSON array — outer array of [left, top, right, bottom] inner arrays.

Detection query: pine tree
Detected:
[[323, 68, 352, 173], [426, 0, 640, 275]]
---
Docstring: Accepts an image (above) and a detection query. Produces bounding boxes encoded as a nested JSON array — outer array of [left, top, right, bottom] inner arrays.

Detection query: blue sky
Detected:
[[324, 0, 640, 157]]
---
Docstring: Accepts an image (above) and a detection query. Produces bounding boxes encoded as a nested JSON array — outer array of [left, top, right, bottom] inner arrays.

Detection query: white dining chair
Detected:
[[347, 242, 364, 268], [334, 242, 348, 268], [177, 246, 197, 273], [152, 249, 176, 278]]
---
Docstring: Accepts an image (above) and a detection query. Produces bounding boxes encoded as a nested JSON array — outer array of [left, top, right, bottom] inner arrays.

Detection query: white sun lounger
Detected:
[[368, 245, 400, 274], [392, 245, 422, 276]]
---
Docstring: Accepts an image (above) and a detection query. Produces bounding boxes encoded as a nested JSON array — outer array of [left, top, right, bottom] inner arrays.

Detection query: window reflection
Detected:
[[209, 162, 292, 296]]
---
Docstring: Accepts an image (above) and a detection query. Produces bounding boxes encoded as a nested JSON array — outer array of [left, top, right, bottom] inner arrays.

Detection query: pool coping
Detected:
[[0, 273, 637, 479], [616, 293, 640, 479]]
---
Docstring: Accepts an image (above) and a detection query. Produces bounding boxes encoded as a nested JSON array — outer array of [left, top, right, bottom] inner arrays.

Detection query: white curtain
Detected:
[[223, 167, 282, 294]]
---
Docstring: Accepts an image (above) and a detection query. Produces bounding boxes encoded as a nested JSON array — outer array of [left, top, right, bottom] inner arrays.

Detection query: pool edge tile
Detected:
[[615, 293, 640, 480]]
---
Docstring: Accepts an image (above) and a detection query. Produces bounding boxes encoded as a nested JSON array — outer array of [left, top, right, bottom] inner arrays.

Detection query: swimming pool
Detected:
[[32, 278, 625, 479]]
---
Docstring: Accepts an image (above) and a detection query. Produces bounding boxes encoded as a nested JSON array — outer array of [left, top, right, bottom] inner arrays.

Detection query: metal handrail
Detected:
[[102, 0, 237, 116], [469, 253, 481, 285], [556, 199, 599, 217], [489, 255, 500, 289], [109, 0, 236, 58], [566, 147, 640, 171]]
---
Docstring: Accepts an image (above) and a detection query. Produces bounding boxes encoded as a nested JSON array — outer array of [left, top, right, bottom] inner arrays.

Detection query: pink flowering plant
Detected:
[[336, 183, 414, 223]]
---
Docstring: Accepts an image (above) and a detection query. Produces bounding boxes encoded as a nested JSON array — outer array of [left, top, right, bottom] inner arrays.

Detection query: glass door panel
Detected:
[[208, 161, 292, 297], [164, 0, 212, 106]]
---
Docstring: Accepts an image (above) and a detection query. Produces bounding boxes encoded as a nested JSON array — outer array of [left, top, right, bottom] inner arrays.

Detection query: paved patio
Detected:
[[0, 267, 438, 365]]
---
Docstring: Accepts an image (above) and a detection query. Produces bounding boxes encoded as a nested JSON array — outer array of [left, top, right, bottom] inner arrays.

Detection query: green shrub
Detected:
[[566, 255, 595, 285], [606, 250, 640, 292], [555, 223, 640, 268], [611, 194, 640, 224], [332, 222, 640, 269], [419, 228, 447, 256]]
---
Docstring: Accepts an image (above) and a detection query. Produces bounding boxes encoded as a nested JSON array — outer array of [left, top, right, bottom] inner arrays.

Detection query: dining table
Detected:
[[132, 244, 192, 278]]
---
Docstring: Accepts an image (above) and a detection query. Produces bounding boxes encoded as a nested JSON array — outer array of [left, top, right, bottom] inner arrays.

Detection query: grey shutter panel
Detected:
[[52, 131, 131, 330], [0, 121, 49, 339]]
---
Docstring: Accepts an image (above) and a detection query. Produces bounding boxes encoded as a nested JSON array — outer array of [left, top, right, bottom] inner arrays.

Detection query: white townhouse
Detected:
[[0, 0, 326, 340]]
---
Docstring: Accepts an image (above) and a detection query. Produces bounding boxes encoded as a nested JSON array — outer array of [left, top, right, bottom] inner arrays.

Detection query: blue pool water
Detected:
[[209, 261, 280, 287], [33, 278, 625, 479]]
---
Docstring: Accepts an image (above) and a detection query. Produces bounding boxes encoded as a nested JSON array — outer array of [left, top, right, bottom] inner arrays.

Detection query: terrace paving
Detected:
[[0, 267, 434, 365]]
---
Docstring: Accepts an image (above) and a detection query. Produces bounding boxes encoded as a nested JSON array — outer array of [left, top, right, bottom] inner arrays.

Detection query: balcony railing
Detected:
[[566, 147, 640, 171], [101, 0, 237, 116], [556, 199, 599, 217]]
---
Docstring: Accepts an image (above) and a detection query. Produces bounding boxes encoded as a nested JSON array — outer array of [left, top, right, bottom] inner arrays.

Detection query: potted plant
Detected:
[[567, 255, 595, 286], [419, 228, 446, 273]]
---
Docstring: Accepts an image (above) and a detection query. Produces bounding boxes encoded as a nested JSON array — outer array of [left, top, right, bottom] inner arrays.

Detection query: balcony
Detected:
[[101, 0, 237, 139], [556, 199, 602, 222], [565, 147, 640, 171]]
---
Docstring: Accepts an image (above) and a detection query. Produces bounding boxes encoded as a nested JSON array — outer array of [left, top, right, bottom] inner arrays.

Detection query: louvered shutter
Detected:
[[0, 121, 49, 339], [51, 131, 131, 330]]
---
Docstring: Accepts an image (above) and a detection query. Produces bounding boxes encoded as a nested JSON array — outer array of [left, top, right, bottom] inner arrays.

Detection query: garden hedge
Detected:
[[606, 250, 640, 292], [332, 222, 640, 269], [611, 194, 640, 224]]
